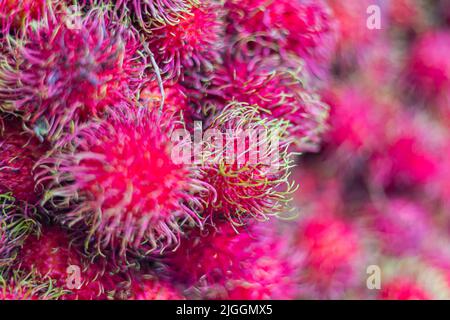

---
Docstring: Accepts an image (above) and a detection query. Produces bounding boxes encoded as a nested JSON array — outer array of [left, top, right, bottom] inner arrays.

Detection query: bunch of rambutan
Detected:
[[0, 0, 335, 300]]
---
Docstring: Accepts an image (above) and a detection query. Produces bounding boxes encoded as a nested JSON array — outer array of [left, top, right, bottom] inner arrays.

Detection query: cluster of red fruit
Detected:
[[0, 0, 449, 300]]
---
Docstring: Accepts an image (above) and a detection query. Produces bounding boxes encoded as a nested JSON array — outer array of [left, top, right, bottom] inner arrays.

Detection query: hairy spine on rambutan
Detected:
[[0, 270, 64, 300], [0, 6, 149, 142], [208, 50, 329, 153], [167, 221, 298, 300], [36, 107, 210, 258], [146, 0, 224, 80], [224, 0, 337, 75], [17, 225, 121, 300], [114, 0, 200, 30], [197, 103, 297, 226]]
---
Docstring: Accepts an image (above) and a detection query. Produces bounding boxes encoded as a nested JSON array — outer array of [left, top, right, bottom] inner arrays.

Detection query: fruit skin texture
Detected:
[[296, 214, 362, 299], [0, 117, 48, 204], [116, 273, 185, 300], [225, 0, 337, 74], [167, 222, 298, 300], [36, 108, 208, 258], [17, 225, 119, 300], [209, 53, 329, 153], [409, 31, 450, 95], [148, 2, 223, 80], [0, 8, 148, 142], [0, 0, 50, 35], [379, 278, 430, 300], [197, 105, 296, 226]]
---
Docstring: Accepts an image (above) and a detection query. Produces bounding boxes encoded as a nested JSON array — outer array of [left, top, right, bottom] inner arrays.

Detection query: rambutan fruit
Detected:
[[0, 270, 64, 300], [409, 30, 450, 96], [36, 107, 209, 258], [0, 7, 149, 142], [197, 104, 297, 226], [115, 0, 199, 29], [167, 221, 298, 300], [140, 81, 191, 123], [380, 278, 431, 300], [147, 1, 223, 80], [0, 117, 49, 204], [0, 0, 53, 35], [17, 225, 120, 300], [208, 53, 329, 153], [224, 0, 337, 74], [369, 198, 430, 256], [296, 214, 363, 299], [115, 272, 185, 300]]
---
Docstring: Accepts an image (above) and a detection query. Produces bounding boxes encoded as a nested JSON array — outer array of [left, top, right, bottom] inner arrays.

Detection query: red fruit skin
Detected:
[[168, 222, 298, 300], [225, 0, 337, 74], [18, 226, 117, 300], [0, 8, 148, 142], [0, 118, 48, 204], [118, 274, 185, 300], [209, 54, 329, 153], [379, 278, 430, 300], [297, 215, 362, 299], [36, 108, 208, 258], [0, 0, 50, 35], [148, 2, 223, 79], [370, 198, 430, 256], [409, 31, 450, 95]]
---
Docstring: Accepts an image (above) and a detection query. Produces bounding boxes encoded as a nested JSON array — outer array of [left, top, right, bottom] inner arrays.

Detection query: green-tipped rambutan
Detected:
[[198, 103, 297, 226], [0, 6, 149, 142]]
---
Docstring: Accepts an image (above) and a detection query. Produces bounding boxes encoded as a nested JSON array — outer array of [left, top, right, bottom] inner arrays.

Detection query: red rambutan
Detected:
[[147, 1, 223, 80], [225, 0, 337, 73], [409, 30, 450, 95], [168, 221, 298, 300], [36, 107, 209, 258], [379, 278, 430, 300], [208, 53, 329, 153], [17, 225, 120, 300], [0, 7, 149, 142], [0, 0, 53, 35], [197, 104, 297, 226], [296, 214, 363, 299]]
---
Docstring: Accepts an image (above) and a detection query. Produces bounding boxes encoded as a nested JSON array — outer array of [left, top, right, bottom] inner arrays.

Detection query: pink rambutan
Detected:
[[17, 225, 119, 300], [296, 214, 363, 299], [0, 7, 149, 142], [225, 0, 337, 73], [116, 273, 185, 300], [323, 86, 388, 155], [379, 278, 431, 300], [208, 53, 329, 153], [140, 81, 191, 123], [147, 1, 223, 80], [36, 107, 208, 258], [409, 30, 450, 95], [197, 104, 297, 225], [0, 117, 48, 204], [369, 198, 430, 256], [168, 221, 298, 300], [0, 0, 52, 35], [115, 0, 199, 29]]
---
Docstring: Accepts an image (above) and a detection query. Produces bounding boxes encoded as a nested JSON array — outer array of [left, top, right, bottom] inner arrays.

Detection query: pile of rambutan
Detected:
[[0, 0, 448, 301]]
